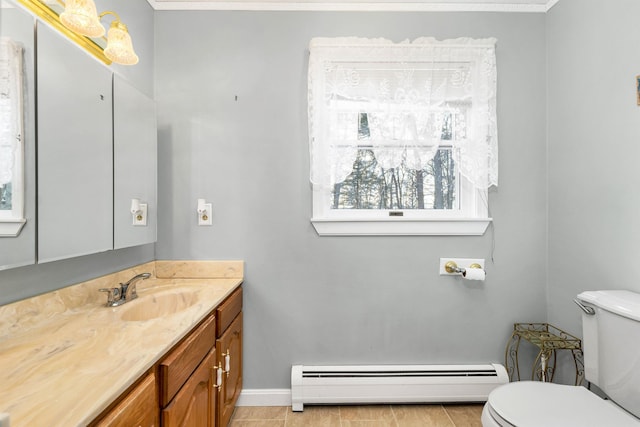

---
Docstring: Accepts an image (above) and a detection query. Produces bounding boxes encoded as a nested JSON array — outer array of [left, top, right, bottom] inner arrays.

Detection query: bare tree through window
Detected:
[[332, 113, 457, 211]]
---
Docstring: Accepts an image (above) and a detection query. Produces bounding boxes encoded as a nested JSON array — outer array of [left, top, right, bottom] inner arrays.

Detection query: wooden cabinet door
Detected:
[[162, 349, 216, 427], [209, 347, 219, 427], [217, 313, 242, 427], [91, 372, 158, 427]]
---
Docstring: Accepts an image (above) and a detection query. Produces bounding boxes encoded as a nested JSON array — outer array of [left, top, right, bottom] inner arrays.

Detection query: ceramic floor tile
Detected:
[[285, 406, 341, 427], [230, 404, 483, 427], [232, 406, 288, 420], [442, 404, 484, 427], [340, 405, 396, 421], [391, 405, 456, 427], [341, 420, 398, 427], [229, 420, 286, 427]]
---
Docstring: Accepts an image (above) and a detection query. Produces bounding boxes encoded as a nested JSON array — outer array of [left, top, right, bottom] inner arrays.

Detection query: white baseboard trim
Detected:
[[237, 389, 292, 407]]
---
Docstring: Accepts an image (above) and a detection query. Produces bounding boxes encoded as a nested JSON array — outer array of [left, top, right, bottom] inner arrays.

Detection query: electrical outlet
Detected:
[[198, 203, 212, 226], [132, 204, 147, 226]]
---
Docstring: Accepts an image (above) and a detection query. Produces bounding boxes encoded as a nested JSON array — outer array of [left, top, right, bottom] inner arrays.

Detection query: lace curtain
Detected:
[[308, 37, 498, 190], [0, 37, 24, 188]]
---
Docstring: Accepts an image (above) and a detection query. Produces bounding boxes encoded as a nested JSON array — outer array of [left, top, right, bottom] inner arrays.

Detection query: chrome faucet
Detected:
[[99, 272, 151, 307], [121, 272, 151, 301]]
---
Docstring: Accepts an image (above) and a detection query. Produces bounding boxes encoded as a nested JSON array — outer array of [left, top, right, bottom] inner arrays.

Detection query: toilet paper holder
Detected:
[[444, 261, 484, 277]]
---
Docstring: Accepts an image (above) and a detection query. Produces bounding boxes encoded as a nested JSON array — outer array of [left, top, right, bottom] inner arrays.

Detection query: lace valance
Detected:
[[308, 37, 498, 189]]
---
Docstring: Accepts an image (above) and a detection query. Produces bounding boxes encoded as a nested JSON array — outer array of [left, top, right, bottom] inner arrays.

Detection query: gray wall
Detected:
[[155, 11, 548, 389], [0, 1, 155, 305], [547, 0, 640, 335]]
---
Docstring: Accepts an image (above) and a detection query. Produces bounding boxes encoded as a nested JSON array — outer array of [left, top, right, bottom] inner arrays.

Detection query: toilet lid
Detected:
[[487, 381, 639, 427]]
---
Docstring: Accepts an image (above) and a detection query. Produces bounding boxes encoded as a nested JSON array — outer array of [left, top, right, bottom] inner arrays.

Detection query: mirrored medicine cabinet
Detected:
[[0, 0, 157, 271]]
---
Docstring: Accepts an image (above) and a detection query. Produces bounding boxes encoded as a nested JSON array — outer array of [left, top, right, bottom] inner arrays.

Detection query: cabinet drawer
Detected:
[[160, 313, 216, 407], [216, 287, 242, 336], [91, 371, 158, 427]]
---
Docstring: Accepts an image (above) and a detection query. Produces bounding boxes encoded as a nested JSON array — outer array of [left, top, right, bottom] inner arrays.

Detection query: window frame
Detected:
[[308, 37, 496, 236], [0, 38, 26, 237], [311, 178, 490, 236]]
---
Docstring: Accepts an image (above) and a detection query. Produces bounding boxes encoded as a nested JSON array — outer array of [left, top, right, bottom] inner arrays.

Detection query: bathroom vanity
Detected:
[[92, 287, 242, 426], [0, 260, 243, 426]]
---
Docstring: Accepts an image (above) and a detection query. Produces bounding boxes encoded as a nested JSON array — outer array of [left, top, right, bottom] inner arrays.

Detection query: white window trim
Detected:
[[308, 37, 497, 236], [311, 217, 491, 236], [0, 38, 26, 237], [311, 182, 491, 236], [0, 218, 27, 237]]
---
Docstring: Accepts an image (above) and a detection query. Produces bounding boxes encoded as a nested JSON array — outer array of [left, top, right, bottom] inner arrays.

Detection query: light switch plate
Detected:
[[439, 258, 485, 275], [132, 204, 147, 226]]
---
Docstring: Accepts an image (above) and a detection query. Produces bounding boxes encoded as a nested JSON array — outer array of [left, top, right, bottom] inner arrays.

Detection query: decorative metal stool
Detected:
[[505, 323, 584, 385]]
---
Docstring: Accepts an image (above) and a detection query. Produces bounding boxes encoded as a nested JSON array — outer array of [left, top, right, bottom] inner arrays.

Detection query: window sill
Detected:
[[0, 218, 27, 237], [311, 217, 492, 236]]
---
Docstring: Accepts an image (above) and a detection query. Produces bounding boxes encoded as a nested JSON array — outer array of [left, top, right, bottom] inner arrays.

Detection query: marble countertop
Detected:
[[0, 261, 243, 427]]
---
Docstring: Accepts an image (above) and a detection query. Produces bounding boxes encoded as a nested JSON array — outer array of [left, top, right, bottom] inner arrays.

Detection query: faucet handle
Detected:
[[99, 287, 122, 306]]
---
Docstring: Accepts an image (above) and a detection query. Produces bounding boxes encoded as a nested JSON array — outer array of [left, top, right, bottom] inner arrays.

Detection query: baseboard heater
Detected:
[[291, 364, 508, 411]]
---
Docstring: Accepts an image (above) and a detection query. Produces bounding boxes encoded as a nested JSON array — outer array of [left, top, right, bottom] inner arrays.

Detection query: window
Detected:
[[308, 37, 498, 235], [0, 37, 26, 236]]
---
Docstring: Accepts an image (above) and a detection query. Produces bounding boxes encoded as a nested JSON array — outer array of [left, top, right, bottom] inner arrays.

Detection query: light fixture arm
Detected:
[[99, 11, 122, 24], [99, 11, 129, 33]]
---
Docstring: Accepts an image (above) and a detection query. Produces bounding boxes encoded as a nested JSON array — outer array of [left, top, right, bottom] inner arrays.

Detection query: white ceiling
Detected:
[[147, 0, 559, 12]]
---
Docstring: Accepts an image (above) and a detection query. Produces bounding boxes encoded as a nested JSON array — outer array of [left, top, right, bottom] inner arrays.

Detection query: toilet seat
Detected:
[[483, 381, 639, 427]]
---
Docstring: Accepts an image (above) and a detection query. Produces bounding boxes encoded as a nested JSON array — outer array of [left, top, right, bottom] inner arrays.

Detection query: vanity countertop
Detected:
[[0, 261, 243, 427]]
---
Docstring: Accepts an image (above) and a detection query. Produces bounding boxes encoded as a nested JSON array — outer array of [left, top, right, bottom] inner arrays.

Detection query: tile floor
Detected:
[[229, 404, 484, 427]]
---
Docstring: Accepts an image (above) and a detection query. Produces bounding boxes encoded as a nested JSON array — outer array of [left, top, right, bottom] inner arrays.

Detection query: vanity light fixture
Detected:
[[59, 0, 104, 37], [102, 12, 138, 65], [59, 0, 138, 65]]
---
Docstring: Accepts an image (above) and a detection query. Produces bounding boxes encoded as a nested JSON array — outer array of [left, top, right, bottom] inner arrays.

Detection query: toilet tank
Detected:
[[577, 290, 640, 419]]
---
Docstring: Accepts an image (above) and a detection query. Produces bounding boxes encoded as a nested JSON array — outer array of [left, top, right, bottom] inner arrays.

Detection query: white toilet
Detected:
[[482, 290, 640, 427]]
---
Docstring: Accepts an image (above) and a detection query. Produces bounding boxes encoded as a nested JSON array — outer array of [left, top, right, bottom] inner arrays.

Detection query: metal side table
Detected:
[[505, 323, 584, 385]]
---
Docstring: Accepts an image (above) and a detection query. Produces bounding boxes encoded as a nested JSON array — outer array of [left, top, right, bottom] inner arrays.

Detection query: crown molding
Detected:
[[146, 0, 559, 12]]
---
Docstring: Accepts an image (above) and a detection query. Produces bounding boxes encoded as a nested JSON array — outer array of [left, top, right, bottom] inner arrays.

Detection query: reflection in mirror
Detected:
[[0, 36, 26, 236], [17, 0, 111, 64], [0, 0, 36, 269], [42, 0, 107, 48]]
